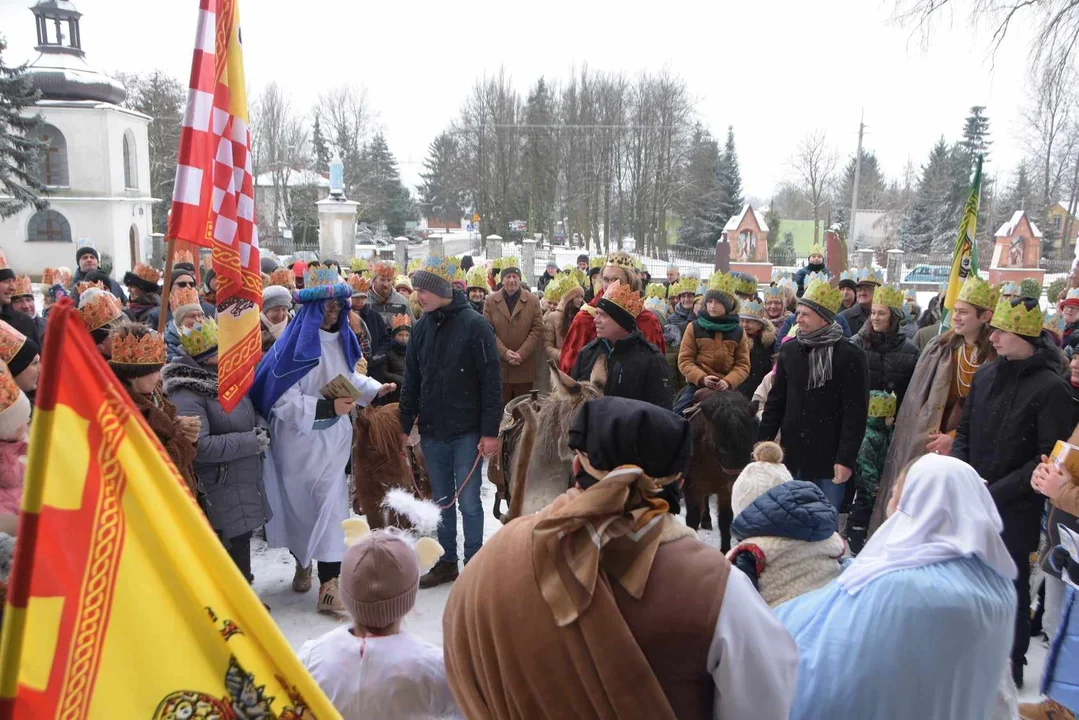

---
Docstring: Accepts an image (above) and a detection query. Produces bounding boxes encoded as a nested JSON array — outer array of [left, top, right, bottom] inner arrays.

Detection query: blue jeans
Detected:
[[421, 432, 482, 564], [795, 474, 845, 525]]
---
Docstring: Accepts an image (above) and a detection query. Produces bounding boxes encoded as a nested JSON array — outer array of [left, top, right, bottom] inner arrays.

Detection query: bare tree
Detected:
[[250, 82, 310, 245], [1023, 61, 1079, 244], [317, 84, 372, 197], [791, 130, 839, 246]]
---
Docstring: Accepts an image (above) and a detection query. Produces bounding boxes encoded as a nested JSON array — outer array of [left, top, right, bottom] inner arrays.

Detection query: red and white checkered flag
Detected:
[[168, 0, 262, 413]]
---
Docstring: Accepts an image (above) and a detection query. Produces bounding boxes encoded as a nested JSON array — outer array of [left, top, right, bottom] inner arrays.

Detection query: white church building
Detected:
[[0, 0, 155, 279]]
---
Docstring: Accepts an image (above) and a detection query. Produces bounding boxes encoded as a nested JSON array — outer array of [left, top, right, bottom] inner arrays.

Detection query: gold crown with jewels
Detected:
[[873, 284, 904, 311], [991, 296, 1045, 338], [111, 325, 167, 366], [801, 279, 842, 314], [957, 276, 998, 311]]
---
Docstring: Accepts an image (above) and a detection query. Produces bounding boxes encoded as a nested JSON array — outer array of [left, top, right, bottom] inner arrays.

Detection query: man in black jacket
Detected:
[[570, 280, 672, 410], [0, 254, 40, 348], [760, 278, 869, 517], [70, 245, 127, 304], [838, 268, 882, 336], [399, 257, 502, 589], [952, 296, 1074, 688]]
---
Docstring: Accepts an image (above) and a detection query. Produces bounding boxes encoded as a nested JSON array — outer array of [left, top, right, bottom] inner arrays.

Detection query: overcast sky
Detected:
[[0, 0, 1037, 201]]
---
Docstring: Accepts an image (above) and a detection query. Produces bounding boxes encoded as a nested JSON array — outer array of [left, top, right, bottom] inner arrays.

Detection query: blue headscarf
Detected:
[[250, 283, 361, 416]]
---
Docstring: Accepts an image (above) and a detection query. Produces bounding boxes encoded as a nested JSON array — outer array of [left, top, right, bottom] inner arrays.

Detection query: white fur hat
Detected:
[[731, 442, 792, 518]]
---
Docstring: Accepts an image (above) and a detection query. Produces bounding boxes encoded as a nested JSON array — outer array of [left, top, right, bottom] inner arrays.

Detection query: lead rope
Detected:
[[404, 447, 484, 510]]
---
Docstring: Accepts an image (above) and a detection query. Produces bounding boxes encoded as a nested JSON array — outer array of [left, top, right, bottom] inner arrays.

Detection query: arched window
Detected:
[[37, 124, 69, 187], [122, 130, 138, 189], [27, 210, 72, 243]]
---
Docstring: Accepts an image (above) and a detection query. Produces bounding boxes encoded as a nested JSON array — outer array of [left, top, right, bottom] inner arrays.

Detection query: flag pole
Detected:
[[157, 237, 175, 335]]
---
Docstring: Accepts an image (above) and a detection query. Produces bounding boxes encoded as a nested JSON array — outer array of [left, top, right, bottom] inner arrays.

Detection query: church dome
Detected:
[[25, 0, 127, 105]]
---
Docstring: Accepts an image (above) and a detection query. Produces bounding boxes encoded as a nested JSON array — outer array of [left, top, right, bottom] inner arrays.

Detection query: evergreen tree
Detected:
[[0, 36, 47, 219], [835, 149, 887, 230], [356, 132, 415, 233], [959, 106, 992, 168], [419, 131, 463, 221], [311, 114, 331, 174], [676, 125, 721, 248], [522, 77, 556, 239], [1004, 162, 1036, 214], [899, 137, 954, 253], [713, 126, 744, 228]]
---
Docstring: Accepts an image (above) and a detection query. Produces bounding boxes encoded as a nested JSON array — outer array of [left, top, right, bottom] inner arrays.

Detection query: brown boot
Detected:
[[1020, 699, 1076, 720], [292, 559, 312, 593], [419, 561, 459, 589]]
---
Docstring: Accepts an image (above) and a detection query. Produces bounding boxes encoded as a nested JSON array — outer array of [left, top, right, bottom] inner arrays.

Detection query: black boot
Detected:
[[846, 525, 868, 556], [420, 561, 459, 589]]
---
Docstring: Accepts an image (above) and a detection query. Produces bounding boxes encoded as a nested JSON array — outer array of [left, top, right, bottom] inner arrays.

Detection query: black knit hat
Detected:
[[5, 335, 40, 377], [577, 254, 589, 265], [76, 246, 99, 263], [838, 277, 857, 291], [568, 396, 692, 479], [703, 289, 736, 316], [596, 297, 637, 333]]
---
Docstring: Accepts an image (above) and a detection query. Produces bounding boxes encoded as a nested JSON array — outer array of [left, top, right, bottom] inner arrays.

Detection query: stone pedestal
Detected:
[[394, 236, 408, 269], [886, 248, 904, 285], [428, 233, 444, 258], [988, 266, 1045, 290], [487, 234, 503, 259], [856, 248, 875, 270], [730, 261, 773, 284], [522, 239, 537, 285], [714, 238, 730, 273], [316, 198, 359, 261]]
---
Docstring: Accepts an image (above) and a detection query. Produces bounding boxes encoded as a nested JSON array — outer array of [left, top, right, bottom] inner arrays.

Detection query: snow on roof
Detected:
[[253, 168, 330, 188], [723, 204, 769, 233], [995, 210, 1043, 239]]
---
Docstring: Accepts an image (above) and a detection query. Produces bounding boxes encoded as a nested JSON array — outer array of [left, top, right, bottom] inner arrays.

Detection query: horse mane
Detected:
[[361, 403, 405, 466], [699, 391, 758, 468]]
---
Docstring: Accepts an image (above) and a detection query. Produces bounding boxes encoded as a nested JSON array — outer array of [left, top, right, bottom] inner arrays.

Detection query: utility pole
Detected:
[[849, 109, 864, 248]]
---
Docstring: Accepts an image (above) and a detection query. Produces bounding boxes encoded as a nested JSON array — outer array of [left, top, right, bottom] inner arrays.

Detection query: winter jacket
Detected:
[[380, 341, 407, 405], [0, 439, 27, 515], [163, 355, 270, 540], [399, 290, 502, 441], [728, 480, 845, 607], [70, 268, 127, 304], [558, 294, 666, 374], [952, 342, 1075, 555], [855, 416, 894, 499], [850, 325, 920, 408], [677, 318, 751, 389], [914, 322, 941, 351], [537, 271, 558, 294], [359, 304, 390, 358], [570, 330, 673, 410], [839, 303, 871, 336], [667, 304, 696, 342], [0, 304, 41, 349], [740, 324, 778, 401], [793, 265, 830, 297], [777, 312, 851, 341], [484, 288, 544, 384], [760, 336, 870, 479], [367, 288, 415, 325], [543, 309, 567, 363], [127, 388, 199, 496]]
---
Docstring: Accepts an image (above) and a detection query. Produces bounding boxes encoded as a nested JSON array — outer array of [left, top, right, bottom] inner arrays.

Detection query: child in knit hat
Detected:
[[299, 530, 459, 719], [727, 442, 846, 607]]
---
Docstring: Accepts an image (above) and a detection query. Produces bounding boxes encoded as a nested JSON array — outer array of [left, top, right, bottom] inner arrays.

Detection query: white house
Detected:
[[0, 0, 154, 279]]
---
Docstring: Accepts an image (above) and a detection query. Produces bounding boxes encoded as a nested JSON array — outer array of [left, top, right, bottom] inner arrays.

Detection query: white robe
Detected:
[[263, 329, 381, 567]]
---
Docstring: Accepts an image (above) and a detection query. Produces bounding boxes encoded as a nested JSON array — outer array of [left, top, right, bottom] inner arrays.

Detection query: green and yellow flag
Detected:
[[942, 155, 983, 328]]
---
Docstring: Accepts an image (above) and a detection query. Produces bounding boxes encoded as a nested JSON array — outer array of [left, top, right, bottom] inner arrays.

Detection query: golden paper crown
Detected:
[[601, 279, 644, 318], [855, 267, 884, 286], [566, 268, 587, 289], [589, 256, 605, 270], [406, 257, 423, 275], [0, 361, 19, 415], [269, 267, 295, 289], [453, 267, 466, 282], [391, 314, 412, 331], [395, 274, 414, 291], [645, 282, 667, 300], [466, 265, 488, 290], [868, 391, 898, 419], [0, 248, 10, 271], [808, 244, 824, 257], [419, 255, 460, 283], [605, 252, 637, 270], [956, 276, 998, 311], [349, 257, 368, 272], [762, 285, 785, 300], [998, 281, 1021, 299], [733, 273, 758, 296], [707, 272, 735, 295], [373, 261, 397, 279], [174, 249, 195, 266], [543, 275, 567, 304], [111, 326, 167, 366], [132, 262, 161, 285], [170, 285, 201, 312], [12, 275, 32, 298], [991, 296, 1045, 338], [305, 267, 340, 288], [801, 279, 843, 315], [672, 278, 700, 297], [0, 321, 28, 364], [78, 290, 124, 332], [1044, 311, 1067, 338], [41, 266, 70, 287], [75, 280, 104, 296], [179, 316, 220, 357], [872, 284, 904, 311], [739, 300, 767, 321], [347, 273, 369, 295]]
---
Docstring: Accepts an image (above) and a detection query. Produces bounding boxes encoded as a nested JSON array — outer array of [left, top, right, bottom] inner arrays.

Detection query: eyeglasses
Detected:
[[174, 281, 196, 289]]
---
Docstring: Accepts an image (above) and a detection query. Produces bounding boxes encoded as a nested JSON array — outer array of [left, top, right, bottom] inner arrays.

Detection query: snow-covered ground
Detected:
[[251, 466, 1048, 703]]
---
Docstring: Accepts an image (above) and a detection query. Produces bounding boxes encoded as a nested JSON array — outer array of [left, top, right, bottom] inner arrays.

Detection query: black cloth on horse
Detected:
[[568, 396, 692, 480]]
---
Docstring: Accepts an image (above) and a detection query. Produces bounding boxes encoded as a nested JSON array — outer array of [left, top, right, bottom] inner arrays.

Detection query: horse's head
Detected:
[[543, 358, 604, 461], [698, 390, 759, 471], [354, 403, 409, 477]]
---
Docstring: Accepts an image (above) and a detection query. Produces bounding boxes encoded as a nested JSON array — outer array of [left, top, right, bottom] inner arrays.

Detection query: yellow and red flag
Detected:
[[168, 0, 262, 413], [0, 298, 339, 719], [942, 155, 983, 328]]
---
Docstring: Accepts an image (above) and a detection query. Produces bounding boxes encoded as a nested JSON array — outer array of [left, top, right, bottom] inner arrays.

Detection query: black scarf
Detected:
[[505, 290, 520, 315], [797, 322, 845, 389]]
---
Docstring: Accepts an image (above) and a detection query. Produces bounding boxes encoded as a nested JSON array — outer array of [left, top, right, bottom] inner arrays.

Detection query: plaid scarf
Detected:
[[797, 321, 845, 390]]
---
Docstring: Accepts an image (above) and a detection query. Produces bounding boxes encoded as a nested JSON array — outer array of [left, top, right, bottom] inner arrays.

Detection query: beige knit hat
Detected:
[[339, 530, 419, 629], [731, 442, 792, 518]]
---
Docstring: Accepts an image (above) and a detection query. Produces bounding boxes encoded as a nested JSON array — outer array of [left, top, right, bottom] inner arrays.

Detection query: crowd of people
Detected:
[[2, 239, 1079, 719]]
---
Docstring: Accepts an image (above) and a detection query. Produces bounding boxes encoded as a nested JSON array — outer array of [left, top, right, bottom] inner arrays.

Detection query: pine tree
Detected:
[[835, 149, 887, 230], [522, 77, 556, 239], [419, 131, 463, 221], [899, 138, 953, 253], [676, 124, 721, 248], [311, 114, 331, 174], [713, 126, 744, 228], [356, 132, 415, 233], [0, 36, 47, 219], [959, 106, 992, 168]]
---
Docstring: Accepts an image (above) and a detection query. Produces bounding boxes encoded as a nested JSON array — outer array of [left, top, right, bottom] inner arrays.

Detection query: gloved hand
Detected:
[[254, 427, 270, 453]]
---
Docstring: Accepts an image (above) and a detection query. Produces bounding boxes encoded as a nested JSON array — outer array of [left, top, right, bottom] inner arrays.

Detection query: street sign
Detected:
[[509, 220, 528, 232], [472, 213, 480, 224], [466, 223, 475, 232]]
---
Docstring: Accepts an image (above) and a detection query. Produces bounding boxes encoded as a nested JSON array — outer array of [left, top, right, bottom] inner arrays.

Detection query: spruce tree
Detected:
[[677, 125, 720, 248], [713, 126, 744, 228], [419, 131, 463, 221], [835, 149, 886, 229], [959, 106, 992, 167], [0, 36, 47, 219], [356, 132, 415, 233], [522, 77, 556, 238], [311, 114, 331, 174]]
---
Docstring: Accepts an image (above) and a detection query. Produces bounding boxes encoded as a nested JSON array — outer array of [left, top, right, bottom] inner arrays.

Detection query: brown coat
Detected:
[[678, 322, 751, 388], [485, 288, 544, 384], [130, 388, 198, 496], [443, 508, 728, 720]]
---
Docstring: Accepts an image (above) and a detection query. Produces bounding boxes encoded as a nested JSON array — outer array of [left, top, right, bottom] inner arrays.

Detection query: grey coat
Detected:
[[162, 355, 270, 540]]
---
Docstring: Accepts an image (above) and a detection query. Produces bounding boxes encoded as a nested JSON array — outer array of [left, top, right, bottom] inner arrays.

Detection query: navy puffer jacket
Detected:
[[731, 480, 837, 543]]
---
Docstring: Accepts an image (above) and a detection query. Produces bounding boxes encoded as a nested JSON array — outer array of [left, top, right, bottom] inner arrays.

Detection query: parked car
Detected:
[[903, 265, 950, 283]]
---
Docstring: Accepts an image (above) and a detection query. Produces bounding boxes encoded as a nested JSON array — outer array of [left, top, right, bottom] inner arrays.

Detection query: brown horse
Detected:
[[494, 356, 606, 523], [352, 402, 426, 529], [682, 388, 760, 550]]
